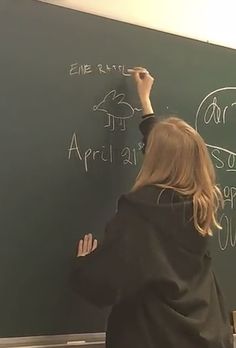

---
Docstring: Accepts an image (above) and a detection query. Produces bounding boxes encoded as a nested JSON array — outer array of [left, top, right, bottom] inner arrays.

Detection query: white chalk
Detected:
[[127, 68, 149, 74]]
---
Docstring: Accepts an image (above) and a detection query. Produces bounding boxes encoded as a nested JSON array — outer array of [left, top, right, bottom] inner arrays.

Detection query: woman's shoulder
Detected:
[[123, 185, 189, 206]]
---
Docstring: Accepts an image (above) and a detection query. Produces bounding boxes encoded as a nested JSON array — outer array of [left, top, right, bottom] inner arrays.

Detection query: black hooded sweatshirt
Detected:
[[71, 115, 233, 348]]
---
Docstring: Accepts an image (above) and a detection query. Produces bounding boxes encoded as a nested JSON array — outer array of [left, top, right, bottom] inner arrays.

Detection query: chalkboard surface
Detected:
[[0, 0, 235, 338]]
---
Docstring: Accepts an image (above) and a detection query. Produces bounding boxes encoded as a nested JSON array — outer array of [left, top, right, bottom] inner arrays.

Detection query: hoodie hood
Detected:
[[121, 185, 209, 255]]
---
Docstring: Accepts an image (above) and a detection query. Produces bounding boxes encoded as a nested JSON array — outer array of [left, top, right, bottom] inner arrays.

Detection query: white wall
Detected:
[[39, 0, 236, 49]]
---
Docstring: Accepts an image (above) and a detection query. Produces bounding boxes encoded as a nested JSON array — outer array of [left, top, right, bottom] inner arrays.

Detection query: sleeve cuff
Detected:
[[141, 113, 155, 119]]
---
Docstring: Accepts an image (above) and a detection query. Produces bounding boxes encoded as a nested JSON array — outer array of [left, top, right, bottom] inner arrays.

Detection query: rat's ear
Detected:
[[113, 93, 125, 104], [93, 91, 115, 111], [104, 90, 117, 100]]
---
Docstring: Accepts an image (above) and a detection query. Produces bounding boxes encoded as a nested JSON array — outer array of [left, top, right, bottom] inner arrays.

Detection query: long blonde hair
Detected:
[[133, 116, 223, 236]]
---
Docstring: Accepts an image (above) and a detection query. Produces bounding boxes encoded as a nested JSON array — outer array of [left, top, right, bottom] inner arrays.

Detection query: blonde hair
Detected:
[[133, 116, 223, 236]]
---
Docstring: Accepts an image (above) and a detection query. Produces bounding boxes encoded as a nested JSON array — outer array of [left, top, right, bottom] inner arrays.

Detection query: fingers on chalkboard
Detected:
[[92, 238, 98, 251], [77, 233, 98, 257]]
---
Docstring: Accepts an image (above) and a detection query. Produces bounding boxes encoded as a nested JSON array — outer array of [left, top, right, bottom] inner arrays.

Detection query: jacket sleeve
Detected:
[[70, 196, 159, 307], [70, 209, 125, 307], [139, 114, 157, 152]]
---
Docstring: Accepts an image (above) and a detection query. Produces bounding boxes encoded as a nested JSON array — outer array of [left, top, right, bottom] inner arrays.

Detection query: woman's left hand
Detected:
[[77, 233, 98, 257]]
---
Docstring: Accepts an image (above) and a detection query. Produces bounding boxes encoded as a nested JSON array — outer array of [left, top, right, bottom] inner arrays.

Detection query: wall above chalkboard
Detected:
[[37, 0, 236, 49]]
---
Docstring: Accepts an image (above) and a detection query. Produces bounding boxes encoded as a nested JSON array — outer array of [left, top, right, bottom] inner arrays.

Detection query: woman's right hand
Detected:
[[131, 67, 155, 115]]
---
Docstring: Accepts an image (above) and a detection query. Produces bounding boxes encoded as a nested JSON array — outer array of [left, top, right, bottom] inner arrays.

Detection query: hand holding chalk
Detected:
[[128, 67, 154, 115], [127, 68, 149, 79]]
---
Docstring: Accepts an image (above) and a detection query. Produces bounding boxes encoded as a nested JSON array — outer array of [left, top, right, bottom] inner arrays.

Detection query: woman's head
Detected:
[[133, 116, 223, 236]]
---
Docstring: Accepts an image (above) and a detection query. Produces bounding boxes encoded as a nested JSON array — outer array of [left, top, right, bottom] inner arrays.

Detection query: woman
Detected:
[[72, 68, 233, 348]]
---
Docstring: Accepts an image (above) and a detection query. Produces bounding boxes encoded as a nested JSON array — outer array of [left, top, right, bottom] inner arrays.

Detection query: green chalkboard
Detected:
[[0, 0, 235, 338]]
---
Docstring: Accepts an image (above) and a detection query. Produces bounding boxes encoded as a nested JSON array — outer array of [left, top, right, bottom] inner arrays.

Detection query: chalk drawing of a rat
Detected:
[[93, 90, 142, 131]]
